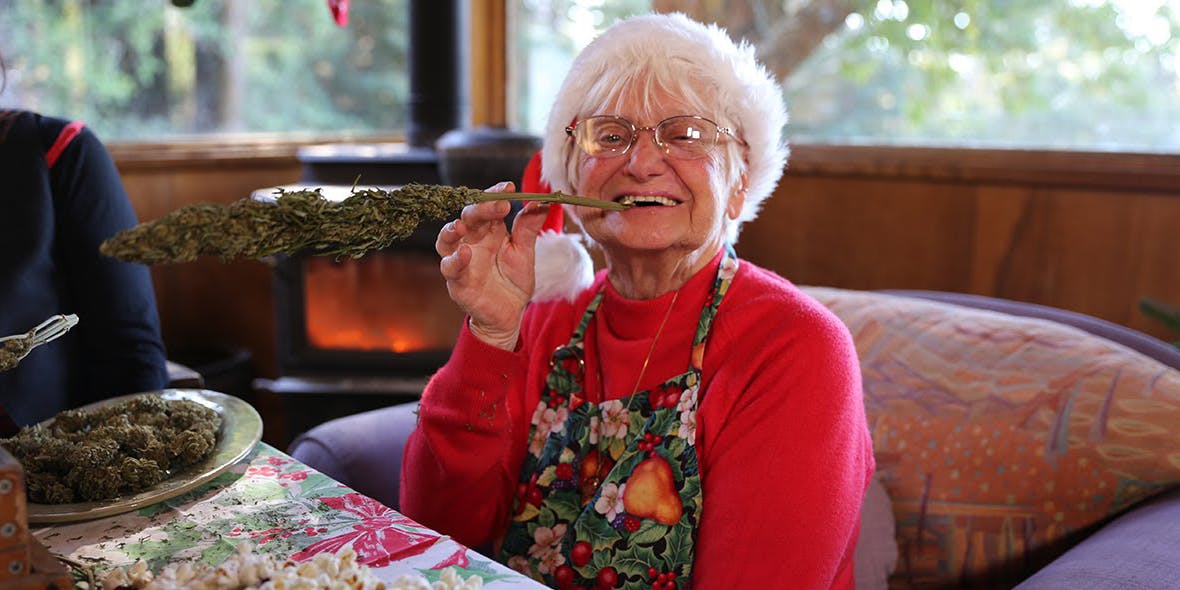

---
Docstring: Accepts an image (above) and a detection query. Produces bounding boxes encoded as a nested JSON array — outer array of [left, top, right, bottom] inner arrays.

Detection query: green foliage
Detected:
[[512, 0, 653, 131], [0, 0, 408, 140], [4, 0, 1178, 151], [784, 0, 1180, 150]]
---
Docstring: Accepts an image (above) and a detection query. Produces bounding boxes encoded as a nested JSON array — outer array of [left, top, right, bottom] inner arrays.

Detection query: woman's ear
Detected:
[[726, 172, 749, 220]]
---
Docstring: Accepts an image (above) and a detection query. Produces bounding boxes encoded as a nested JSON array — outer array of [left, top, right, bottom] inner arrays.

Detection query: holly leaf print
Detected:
[[576, 514, 619, 550], [679, 475, 700, 503], [664, 435, 687, 459], [665, 521, 696, 576], [612, 450, 644, 481], [546, 492, 583, 524], [627, 519, 669, 546], [605, 543, 659, 583], [538, 505, 556, 529]]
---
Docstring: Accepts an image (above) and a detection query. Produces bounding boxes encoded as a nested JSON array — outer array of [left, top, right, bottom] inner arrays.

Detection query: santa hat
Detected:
[[539, 13, 788, 241], [529, 13, 788, 302], [523, 150, 595, 302]]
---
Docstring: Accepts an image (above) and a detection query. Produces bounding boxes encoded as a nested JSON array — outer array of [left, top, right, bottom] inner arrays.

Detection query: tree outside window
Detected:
[[2, 0, 1177, 153], [0, 0, 408, 141], [514, 0, 1180, 152]]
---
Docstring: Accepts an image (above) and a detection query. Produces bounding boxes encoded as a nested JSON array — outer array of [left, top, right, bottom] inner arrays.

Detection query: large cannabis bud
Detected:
[[100, 183, 625, 265]]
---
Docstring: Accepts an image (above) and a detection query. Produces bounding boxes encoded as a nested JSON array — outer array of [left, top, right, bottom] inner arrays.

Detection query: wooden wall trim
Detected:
[[107, 134, 400, 172], [788, 144, 1180, 194]]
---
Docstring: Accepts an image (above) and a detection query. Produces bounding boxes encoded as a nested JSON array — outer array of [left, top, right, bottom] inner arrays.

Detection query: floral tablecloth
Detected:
[[33, 443, 544, 589]]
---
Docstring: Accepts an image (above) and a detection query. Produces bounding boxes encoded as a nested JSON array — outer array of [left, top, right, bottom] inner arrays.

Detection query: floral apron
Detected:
[[500, 246, 738, 590]]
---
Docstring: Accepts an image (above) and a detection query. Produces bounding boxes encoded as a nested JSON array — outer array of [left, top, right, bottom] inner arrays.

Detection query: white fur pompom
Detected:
[[533, 230, 594, 302]]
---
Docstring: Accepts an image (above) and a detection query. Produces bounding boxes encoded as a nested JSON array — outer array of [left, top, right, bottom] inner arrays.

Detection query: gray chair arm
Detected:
[[1014, 487, 1180, 589], [286, 401, 420, 510]]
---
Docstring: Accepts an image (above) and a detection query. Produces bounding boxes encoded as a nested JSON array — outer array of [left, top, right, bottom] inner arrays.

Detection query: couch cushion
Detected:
[[802, 287, 1180, 588], [1013, 487, 1180, 590]]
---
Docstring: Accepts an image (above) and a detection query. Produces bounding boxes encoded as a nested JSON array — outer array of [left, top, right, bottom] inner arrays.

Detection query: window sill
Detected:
[[108, 133, 406, 171]]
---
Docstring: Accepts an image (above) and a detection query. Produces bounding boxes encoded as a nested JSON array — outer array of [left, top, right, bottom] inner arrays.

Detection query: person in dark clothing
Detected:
[[1, 55, 168, 424]]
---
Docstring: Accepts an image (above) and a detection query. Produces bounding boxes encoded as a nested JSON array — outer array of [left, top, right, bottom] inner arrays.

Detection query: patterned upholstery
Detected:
[[802, 287, 1180, 589]]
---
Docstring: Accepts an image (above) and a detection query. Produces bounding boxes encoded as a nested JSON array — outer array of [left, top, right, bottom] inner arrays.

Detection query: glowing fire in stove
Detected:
[[303, 252, 465, 353]]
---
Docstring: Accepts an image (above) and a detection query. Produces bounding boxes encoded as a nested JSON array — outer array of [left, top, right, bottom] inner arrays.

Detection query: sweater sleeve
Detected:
[[399, 320, 532, 548], [51, 125, 169, 403], [692, 291, 874, 589]]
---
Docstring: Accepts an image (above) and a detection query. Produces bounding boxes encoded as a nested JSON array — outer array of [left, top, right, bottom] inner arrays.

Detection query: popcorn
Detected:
[[100, 544, 482, 590]]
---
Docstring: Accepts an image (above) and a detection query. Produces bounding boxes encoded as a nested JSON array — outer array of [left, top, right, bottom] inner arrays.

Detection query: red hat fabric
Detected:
[[521, 150, 594, 302], [521, 150, 563, 234]]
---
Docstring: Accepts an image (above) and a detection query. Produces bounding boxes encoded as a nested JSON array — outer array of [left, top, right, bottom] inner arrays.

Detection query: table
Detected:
[[33, 444, 545, 589]]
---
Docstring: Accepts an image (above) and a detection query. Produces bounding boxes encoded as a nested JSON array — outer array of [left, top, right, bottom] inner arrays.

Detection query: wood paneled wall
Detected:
[[741, 145, 1180, 342], [109, 143, 1180, 385]]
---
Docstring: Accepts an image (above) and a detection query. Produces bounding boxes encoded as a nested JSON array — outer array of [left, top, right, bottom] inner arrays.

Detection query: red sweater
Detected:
[[401, 254, 874, 589]]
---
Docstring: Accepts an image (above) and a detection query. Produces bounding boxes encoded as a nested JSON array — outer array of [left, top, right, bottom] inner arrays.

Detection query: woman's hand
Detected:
[[436, 181, 550, 350]]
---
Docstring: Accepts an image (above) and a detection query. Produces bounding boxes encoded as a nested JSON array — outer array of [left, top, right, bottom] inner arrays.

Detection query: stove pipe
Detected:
[[406, 0, 467, 149]]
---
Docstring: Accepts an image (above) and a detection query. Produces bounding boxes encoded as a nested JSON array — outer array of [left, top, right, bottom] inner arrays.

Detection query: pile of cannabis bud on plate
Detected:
[[0, 395, 221, 504], [0, 336, 32, 372]]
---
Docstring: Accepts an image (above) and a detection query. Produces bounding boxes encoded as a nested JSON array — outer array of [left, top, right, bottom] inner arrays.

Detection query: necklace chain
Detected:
[[587, 288, 681, 489], [628, 288, 680, 399]]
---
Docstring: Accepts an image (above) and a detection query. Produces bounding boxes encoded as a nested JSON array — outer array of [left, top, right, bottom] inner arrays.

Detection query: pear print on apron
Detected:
[[500, 246, 739, 590]]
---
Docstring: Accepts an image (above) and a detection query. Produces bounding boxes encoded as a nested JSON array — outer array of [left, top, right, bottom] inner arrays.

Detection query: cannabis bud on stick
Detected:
[[100, 183, 628, 265]]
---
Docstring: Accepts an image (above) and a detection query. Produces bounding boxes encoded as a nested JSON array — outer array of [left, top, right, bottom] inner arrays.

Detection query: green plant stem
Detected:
[[471, 191, 630, 211]]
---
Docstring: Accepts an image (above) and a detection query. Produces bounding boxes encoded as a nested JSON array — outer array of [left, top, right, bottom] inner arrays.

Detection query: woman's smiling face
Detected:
[[571, 90, 745, 263]]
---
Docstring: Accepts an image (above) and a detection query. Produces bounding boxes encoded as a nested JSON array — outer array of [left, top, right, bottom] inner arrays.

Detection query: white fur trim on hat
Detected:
[[539, 12, 788, 244], [533, 229, 595, 303]]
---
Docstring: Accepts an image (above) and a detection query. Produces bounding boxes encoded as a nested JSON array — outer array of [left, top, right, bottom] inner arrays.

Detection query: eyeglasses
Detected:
[[565, 115, 745, 160]]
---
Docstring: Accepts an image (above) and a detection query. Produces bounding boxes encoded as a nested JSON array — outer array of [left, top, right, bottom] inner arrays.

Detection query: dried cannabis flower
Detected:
[[0, 395, 222, 504], [100, 183, 626, 265], [0, 336, 32, 372]]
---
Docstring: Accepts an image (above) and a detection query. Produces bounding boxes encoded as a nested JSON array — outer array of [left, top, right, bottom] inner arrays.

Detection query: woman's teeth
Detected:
[[617, 195, 677, 207]]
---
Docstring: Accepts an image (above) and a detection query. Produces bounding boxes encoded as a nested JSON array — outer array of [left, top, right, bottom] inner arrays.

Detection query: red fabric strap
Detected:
[[45, 120, 85, 168]]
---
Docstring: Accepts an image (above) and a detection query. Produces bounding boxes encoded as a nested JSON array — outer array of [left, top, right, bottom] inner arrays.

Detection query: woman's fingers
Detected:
[[435, 220, 462, 257], [511, 202, 553, 246], [459, 200, 512, 242], [438, 242, 471, 281], [434, 179, 535, 343]]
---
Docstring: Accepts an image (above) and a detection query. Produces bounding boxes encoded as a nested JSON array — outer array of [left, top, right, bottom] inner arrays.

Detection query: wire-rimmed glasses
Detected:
[[565, 115, 745, 160]]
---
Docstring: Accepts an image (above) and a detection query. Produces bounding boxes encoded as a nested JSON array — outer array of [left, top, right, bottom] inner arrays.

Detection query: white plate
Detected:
[[26, 389, 263, 524]]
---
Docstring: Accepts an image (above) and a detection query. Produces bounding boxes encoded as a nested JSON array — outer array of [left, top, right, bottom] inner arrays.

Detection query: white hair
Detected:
[[540, 12, 789, 243]]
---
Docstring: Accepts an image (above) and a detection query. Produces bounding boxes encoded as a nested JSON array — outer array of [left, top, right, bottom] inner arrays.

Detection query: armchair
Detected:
[[289, 287, 1180, 590]]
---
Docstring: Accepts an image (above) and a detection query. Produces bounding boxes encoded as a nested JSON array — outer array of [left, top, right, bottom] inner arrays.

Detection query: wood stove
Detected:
[[270, 225, 463, 380], [256, 0, 468, 437]]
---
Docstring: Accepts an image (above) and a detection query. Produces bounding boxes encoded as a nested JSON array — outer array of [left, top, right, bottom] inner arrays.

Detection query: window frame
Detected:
[[102, 7, 1180, 192]]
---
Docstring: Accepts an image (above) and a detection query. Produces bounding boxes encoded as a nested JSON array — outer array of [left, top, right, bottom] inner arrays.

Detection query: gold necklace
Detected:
[[628, 288, 680, 399], [596, 288, 682, 403], [585, 288, 681, 492]]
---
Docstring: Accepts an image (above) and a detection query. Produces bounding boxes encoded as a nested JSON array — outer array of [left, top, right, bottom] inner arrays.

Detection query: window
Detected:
[[5, 1, 1176, 153], [0, 0, 408, 141], [510, 0, 1180, 153]]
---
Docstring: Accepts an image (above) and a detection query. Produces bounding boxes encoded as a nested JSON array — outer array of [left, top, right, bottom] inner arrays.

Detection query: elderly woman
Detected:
[[401, 13, 873, 589]]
